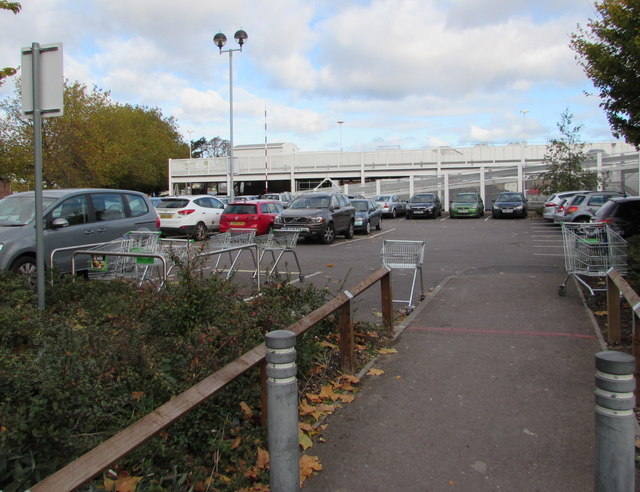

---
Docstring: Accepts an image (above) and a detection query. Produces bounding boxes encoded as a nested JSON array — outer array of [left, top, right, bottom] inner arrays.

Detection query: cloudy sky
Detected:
[[0, 0, 615, 153]]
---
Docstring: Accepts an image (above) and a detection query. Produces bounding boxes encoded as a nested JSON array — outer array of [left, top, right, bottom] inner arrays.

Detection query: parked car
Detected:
[[156, 195, 225, 240], [449, 192, 484, 218], [543, 190, 589, 221], [373, 195, 406, 218], [262, 192, 295, 206], [0, 188, 159, 275], [348, 194, 366, 200], [592, 196, 640, 238], [492, 192, 528, 219], [219, 200, 284, 235], [405, 193, 442, 219], [553, 191, 625, 224], [351, 199, 383, 234], [274, 191, 355, 244]]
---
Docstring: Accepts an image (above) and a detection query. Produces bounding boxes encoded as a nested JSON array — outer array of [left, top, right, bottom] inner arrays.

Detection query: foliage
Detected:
[[0, 80, 188, 193], [191, 136, 230, 159], [1, 266, 376, 491], [538, 109, 601, 195], [571, 0, 640, 148], [0, 2, 21, 87]]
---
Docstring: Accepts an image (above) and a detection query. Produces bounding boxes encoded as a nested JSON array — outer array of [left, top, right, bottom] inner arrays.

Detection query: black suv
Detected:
[[592, 196, 640, 238], [274, 191, 355, 244]]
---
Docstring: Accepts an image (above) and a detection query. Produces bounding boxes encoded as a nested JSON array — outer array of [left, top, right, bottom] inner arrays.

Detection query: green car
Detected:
[[450, 192, 485, 218]]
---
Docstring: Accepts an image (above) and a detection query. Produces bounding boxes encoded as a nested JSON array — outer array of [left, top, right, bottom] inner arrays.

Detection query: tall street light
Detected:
[[337, 120, 344, 151], [520, 109, 529, 144], [187, 129, 193, 159], [213, 29, 248, 202]]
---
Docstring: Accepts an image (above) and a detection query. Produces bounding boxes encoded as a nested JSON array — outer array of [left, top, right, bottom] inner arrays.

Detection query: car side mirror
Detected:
[[51, 217, 69, 229]]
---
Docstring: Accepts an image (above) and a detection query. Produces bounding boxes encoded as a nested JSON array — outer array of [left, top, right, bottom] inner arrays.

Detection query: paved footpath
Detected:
[[303, 268, 605, 491]]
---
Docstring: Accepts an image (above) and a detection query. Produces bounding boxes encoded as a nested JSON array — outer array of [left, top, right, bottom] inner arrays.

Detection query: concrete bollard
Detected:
[[265, 330, 300, 492], [594, 351, 636, 492]]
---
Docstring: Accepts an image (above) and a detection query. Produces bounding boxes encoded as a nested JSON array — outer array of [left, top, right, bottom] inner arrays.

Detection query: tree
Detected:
[[571, 0, 640, 148], [0, 2, 21, 87], [538, 109, 600, 195], [191, 136, 230, 158], [0, 80, 188, 193]]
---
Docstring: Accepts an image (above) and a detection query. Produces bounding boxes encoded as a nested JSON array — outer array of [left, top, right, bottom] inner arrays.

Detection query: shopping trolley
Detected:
[[254, 229, 304, 282], [558, 223, 627, 305], [200, 229, 258, 279], [380, 239, 425, 313]]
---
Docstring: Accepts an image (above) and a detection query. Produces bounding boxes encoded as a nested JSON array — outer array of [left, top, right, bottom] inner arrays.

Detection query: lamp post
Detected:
[[337, 120, 344, 152], [187, 129, 193, 159], [520, 109, 529, 144], [213, 29, 248, 202]]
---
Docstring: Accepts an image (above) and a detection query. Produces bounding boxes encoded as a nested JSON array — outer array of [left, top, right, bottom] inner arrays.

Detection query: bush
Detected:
[[0, 270, 332, 491]]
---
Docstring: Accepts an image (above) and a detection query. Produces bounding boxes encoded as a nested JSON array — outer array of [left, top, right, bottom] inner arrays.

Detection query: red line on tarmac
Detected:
[[407, 326, 595, 339]]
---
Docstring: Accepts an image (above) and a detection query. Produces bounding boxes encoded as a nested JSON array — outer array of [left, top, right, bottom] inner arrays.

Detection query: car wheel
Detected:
[[450, 213, 455, 219], [406, 213, 412, 219], [575, 216, 589, 223], [376, 218, 382, 230], [364, 221, 371, 235], [193, 222, 207, 241], [321, 223, 336, 244], [391, 208, 397, 219], [11, 256, 37, 284], [344, 221, 355, 239]]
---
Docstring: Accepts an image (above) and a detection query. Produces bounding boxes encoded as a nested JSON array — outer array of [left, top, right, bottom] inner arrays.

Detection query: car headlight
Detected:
[[275, 215, 283, 224], [310, 216, 324, 223], [515, 205, 523, 210]]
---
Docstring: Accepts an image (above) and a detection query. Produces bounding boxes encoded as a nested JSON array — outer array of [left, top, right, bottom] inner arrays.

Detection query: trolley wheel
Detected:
[[558, 285, 567, 297], [299, 273, 305, 282], [405, 306, 414, 315], [419, 294, 425, 301]]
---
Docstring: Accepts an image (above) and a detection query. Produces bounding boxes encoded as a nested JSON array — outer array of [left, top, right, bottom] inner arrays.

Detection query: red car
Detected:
[[219, 200, 285, 235]]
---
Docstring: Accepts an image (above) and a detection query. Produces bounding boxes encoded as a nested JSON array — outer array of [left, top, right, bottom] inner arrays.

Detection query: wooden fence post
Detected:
[[607, 273, 621, 345], [338, 293, 355, 373], [381, 270, 393, 330]]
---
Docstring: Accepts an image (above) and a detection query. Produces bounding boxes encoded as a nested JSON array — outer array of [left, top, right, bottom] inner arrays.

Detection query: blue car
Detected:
[[492, 192, 528, 219], [351, 199, 382, 234]]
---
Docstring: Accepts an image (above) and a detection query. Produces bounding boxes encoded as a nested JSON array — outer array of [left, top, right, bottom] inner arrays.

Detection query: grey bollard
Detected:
[[266, 330, 300, 492], [594, 351, 636, 492]]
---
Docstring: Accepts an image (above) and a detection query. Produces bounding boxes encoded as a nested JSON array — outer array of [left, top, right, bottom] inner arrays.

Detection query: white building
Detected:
[[168, 141, 640, 207]]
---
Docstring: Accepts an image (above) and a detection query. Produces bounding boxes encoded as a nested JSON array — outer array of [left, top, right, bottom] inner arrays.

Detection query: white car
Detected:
[[542, 190, 590, 220], [156, 195, 225, 240]]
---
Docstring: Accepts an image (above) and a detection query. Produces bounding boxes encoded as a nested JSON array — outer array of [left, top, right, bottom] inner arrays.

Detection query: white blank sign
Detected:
[[21, 42, 64, 118]]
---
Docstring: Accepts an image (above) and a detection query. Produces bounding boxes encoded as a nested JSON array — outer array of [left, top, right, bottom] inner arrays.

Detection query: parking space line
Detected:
[[329, 228, 397, 247]]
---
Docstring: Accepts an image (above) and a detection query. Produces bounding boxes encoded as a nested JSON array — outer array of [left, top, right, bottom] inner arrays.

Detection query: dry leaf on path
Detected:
[[367, 368, 384, 376]]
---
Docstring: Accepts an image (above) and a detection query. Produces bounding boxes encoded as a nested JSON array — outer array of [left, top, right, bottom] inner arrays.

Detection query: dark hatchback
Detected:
[[273, 191, 355, 244], [492, 192, 528, 219], [405, 193, 442, 219], [592, 196, 640, 238], [352, 199, 383, 234]]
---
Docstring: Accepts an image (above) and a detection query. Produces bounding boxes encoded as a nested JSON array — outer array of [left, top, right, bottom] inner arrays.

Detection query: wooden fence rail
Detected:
[[31, 266, 394, 491], [606, 268, 640, 380]]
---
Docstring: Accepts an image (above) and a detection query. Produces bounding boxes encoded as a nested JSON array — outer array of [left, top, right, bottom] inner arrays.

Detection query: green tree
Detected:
[[0, 2, 21, 86], [191, 136, 230, 158], [0, 80, 188, 193], [538, 109, 600, 195], [571, 0, 640, 148]]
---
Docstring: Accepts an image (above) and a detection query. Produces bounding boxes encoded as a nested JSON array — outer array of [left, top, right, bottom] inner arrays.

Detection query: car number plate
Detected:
[[160, 213, 172, 219], [415, 210, 424, 214], [503, 209, 513, 213], [230, 221, 245, 226]]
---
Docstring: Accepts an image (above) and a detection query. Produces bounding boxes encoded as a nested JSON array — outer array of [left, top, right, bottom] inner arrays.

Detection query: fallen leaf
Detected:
[[338, 393, 355, 403], [326, 263, 334, 267], [299, 400, 316, 416], [131, 391, 144, 401], [103, 475, 142, 492], [299, 430, 313, 450], [367, 368, 384, 376], [339, 374, 360, 384], [319, 340, 338, 349], [371, 309, 382, 317], [231, 436, 242, 449], [300, 455, 323, 483], [378, 348, 397, 355], [319, 385, 339, 401], [256, 447, 270, 470], [299, 422, 314, 432], [240, 401, 253, 419]]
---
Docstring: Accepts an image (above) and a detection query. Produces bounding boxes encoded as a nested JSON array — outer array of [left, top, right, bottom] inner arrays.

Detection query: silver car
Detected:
[[373, 194, 406, 218], [0, 189, 159, 275], [553, 191, 625, 223], [543, 190, 589, 220]]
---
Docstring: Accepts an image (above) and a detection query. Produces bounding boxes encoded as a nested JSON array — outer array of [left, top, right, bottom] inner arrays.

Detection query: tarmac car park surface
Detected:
[[201, 214, 566, 323]]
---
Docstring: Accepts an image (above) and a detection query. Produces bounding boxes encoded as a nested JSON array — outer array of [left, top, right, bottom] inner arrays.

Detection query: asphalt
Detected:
[[302, 267, 612, 491]]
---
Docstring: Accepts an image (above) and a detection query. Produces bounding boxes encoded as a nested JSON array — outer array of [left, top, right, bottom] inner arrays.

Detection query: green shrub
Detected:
[[0, 270, 332, 491]]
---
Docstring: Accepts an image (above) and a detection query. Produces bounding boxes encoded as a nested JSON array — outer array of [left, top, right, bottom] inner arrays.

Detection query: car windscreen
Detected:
[[289, 197, 330, 209], [410, 194, 434, 203], [224, 204, 257, 214], [352, 201, 369, 211], [157, 199, 190, 209], [496, 193, 523, 202], [0, 194, 58, 225], [454, 194, 477, 203]]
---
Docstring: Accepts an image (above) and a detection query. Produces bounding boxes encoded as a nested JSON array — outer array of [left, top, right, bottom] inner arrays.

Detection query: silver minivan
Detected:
[[0, 188, 159, 274]]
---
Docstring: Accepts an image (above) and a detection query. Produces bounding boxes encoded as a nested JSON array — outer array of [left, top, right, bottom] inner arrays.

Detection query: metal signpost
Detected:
[[21, 42, 64, 310]]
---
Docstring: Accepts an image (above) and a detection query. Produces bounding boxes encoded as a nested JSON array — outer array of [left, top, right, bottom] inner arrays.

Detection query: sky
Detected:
[[0, 0, 619, 153]]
